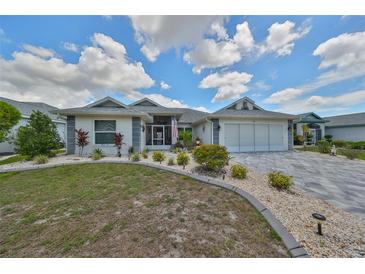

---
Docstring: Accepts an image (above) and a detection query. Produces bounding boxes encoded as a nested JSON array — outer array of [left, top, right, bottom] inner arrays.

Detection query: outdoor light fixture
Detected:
[[141, 125, 145, 132], [312, 213, 326, 235], [217, 125, 221, 131]]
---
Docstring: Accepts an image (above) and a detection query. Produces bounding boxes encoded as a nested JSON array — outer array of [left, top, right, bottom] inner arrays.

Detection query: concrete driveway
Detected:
[[232, 151, 365, 219]]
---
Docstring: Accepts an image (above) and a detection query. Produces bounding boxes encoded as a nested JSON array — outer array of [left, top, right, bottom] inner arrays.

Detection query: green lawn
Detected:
[[296, 146, 365, 160], [0, 164, 287, 258], [0, 155, 27, 166]]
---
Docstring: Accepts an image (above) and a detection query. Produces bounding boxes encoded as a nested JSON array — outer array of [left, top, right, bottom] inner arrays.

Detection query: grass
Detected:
[[0, 164, 288, 258], [0, 155, 27, 165], [296, 146, 365, 160]]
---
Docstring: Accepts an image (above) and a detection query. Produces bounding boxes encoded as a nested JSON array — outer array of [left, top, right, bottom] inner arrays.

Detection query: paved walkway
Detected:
[[232, 151, 365, 219]]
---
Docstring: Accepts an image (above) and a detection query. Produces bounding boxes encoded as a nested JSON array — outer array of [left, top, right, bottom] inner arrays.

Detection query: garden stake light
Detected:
[[312, 213, 326, 235]]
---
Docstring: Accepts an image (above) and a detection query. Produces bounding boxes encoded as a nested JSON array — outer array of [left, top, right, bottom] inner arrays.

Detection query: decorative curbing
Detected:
[[0, 160, 309, 258]]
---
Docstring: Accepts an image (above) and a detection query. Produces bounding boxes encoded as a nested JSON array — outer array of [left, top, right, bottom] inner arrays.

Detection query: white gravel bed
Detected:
[[1, 152, 364, 258]]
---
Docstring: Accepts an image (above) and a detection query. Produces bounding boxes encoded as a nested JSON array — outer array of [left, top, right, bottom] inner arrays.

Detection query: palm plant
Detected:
[[75, 129, 89, 156], [113, 132, 126, 157]]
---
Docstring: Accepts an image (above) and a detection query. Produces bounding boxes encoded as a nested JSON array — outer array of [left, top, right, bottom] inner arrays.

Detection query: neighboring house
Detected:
[[53, 96, 296, 155], [0, 97, 66, 154], [324, 112, 365, 141], [293, 113, 327, 144]]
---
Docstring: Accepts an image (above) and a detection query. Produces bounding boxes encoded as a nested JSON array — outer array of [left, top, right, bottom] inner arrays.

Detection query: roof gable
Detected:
[[86, 97, 127, 108], [130, 98, 162, 107], [215, 97, 263, 113], [296, 112, 326, 123]]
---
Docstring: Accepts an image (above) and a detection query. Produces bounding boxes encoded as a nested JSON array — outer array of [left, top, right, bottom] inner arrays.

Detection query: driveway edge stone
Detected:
[[0, 160, 309, 258]]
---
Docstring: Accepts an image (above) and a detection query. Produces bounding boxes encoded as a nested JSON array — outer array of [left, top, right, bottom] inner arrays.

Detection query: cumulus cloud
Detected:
[[0, 33, 154, 107], [259, 20, 311, 56], [184, 39, 241, 74], [62, 42, 79, 52], [199, 71, 253, 102], [276, 90, 365, 114], [265, 31, 365, 111], [233, 21, 255, 51], [130, 15, 224, 62], [265, 88, 304, 104], [22, 44, 55, 58], [160, 81, 171, 90]]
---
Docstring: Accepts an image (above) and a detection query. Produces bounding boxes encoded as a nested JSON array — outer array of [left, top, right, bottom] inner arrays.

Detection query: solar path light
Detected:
[[312, 213, 326, 235]]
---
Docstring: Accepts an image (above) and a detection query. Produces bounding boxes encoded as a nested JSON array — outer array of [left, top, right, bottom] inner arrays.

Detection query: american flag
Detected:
[[172, 116, 178, 144]]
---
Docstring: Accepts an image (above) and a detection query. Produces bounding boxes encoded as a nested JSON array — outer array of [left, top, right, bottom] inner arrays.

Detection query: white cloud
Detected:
[[62, 42, 79, 53], [265, 31, 365, 110], [260, 20, 310, 56], [209, 21, 228, 40], [102, 15, 113, 21], [0, 28, 11, 43], [253, 80, 271, 91], [160, 81, 171, 90], [233, 21, 255, 52], [265, 88, 304, 104], [193, 106, 210, 112], [184, 39, 241, 74], [199, 71, 253, 102], [0, 33, 154, 108], [22, 44, 55, 58], [276, 90, 365, 114], [130, 15, 224, 62], [144, 93, 187, 108]]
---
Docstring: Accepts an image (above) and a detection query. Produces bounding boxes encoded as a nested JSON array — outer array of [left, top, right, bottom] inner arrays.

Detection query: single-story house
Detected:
[[293, 112, 327, 144], [0, 97, 66, 154], [324, 112, 365, 141], [53, 96, 296, 155]]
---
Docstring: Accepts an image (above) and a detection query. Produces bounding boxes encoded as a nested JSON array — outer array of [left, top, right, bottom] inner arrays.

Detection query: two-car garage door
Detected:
[[224, 123, 285, 152]]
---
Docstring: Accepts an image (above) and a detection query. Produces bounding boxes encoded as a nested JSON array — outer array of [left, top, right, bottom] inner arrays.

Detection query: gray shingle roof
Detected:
[[193, 109, 297, 125], [0, 97, 65, 123], [324, 112, 365, 127], [294, 112, 327, 123]]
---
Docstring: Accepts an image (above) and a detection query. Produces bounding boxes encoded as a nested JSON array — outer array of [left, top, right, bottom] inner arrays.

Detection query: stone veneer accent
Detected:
[[212, 119, 219, 145], [66, 116, 75, 154], [132, 117, 141, 152]]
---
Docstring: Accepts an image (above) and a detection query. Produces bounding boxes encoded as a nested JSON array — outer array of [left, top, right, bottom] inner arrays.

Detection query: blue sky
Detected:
[[1, 15, 365, 115]]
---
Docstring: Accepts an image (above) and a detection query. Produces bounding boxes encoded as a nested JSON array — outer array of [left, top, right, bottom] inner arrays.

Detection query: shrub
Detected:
[[113, 133, 126, 157], [75, 129, 89, 156], [142, 152, 148, 159], [0, 101, 21, 142], [268, 171, 293, 190], [324, 134, 333, 143], [349, 141, 365, 150], [230, 164, 248, 179], [171, 147, 182, 154], [131, 153, 140, 162], [143, 148, 149, 153], [176, 152, 190, 169], [193, 144, 229, 171], [316, 140, 331, 153], [15, 110, 61, 158], [332, 139, 347, 148], [179, 131, 193, 148], [339, 149, 359, 160], [294, 135, 304, 145], [34, 155, 49, 164], [167, 157, 175, 166], [91, 148, 103, 160], [152, 151, 166, 163]]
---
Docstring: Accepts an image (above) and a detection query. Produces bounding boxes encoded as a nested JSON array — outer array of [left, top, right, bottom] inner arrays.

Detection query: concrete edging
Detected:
[[0, 160, 309, 258]]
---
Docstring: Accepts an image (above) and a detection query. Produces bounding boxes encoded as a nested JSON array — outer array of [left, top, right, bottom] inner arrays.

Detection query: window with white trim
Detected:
[[94, 120, 116, 144]]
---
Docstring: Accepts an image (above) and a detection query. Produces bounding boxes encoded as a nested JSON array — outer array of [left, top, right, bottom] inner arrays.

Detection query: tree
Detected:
[[113, 132, 126, 157], [0, 101, 21, 142], [75, 129, 89, 156], [179, 130, 193, 148], [15, 110, 60, 157]]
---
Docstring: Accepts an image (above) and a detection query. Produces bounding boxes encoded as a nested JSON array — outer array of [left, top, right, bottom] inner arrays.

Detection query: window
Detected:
[[94, 120, 116, 144]]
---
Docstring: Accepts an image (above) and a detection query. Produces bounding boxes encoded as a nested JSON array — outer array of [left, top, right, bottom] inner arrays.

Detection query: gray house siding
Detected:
[[132, 117, 141, 152], [212, 119, 219, 145], [325, 125, 365, 142], [66, 116, 75, 154]]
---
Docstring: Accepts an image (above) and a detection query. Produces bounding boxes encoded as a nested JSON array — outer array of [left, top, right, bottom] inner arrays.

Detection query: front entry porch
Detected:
[[145, 116, 175, 150]]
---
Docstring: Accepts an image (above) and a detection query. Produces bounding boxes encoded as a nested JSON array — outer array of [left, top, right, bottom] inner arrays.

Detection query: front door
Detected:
[[153, 126, 164, 145]]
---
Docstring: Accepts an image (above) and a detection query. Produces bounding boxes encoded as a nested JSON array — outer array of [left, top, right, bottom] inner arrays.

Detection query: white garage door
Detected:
[[224, 123, 285, 152]]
